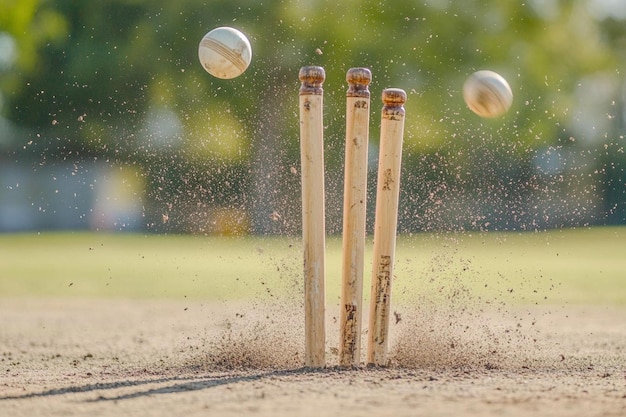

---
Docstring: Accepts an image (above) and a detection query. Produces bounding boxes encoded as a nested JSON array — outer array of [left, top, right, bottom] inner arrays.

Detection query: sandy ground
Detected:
[[1, 298, 625, 417]]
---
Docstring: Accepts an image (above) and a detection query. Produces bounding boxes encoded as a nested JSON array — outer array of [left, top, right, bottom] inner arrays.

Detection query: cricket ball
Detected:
[[463, 70, 513, 118], [198, 27, 252, 79]]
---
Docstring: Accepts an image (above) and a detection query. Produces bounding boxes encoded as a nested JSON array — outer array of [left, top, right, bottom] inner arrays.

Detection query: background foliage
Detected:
[[1, 0, 625, 234]]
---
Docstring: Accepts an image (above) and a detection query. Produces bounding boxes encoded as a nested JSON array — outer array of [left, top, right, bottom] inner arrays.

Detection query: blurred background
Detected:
[[1, 0, 625, 235]]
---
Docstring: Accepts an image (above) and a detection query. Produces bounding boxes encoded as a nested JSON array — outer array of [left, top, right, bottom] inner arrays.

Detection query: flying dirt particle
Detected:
[[394, 311, 402, 324]]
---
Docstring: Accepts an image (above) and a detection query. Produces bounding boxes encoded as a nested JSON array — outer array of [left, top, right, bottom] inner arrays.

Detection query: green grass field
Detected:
[[0, 227, 624, 305]]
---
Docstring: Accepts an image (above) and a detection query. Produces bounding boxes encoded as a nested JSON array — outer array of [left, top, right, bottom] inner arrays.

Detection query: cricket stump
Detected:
[[339, 68, 371, 367], [367, 88, 406, 367], [299, 66, 326, 368]]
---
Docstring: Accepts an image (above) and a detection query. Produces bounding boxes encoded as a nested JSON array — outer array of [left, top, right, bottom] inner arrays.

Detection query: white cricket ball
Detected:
[[198, 27, 252, 79], [463, 70, 513, 118]]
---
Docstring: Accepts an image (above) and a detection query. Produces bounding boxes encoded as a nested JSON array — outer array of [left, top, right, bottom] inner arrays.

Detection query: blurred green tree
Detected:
[[0, 0, 67, 97]]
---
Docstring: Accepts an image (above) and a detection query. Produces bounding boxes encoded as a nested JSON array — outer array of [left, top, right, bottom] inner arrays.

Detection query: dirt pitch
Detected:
[[1, 298, 625, 417]]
